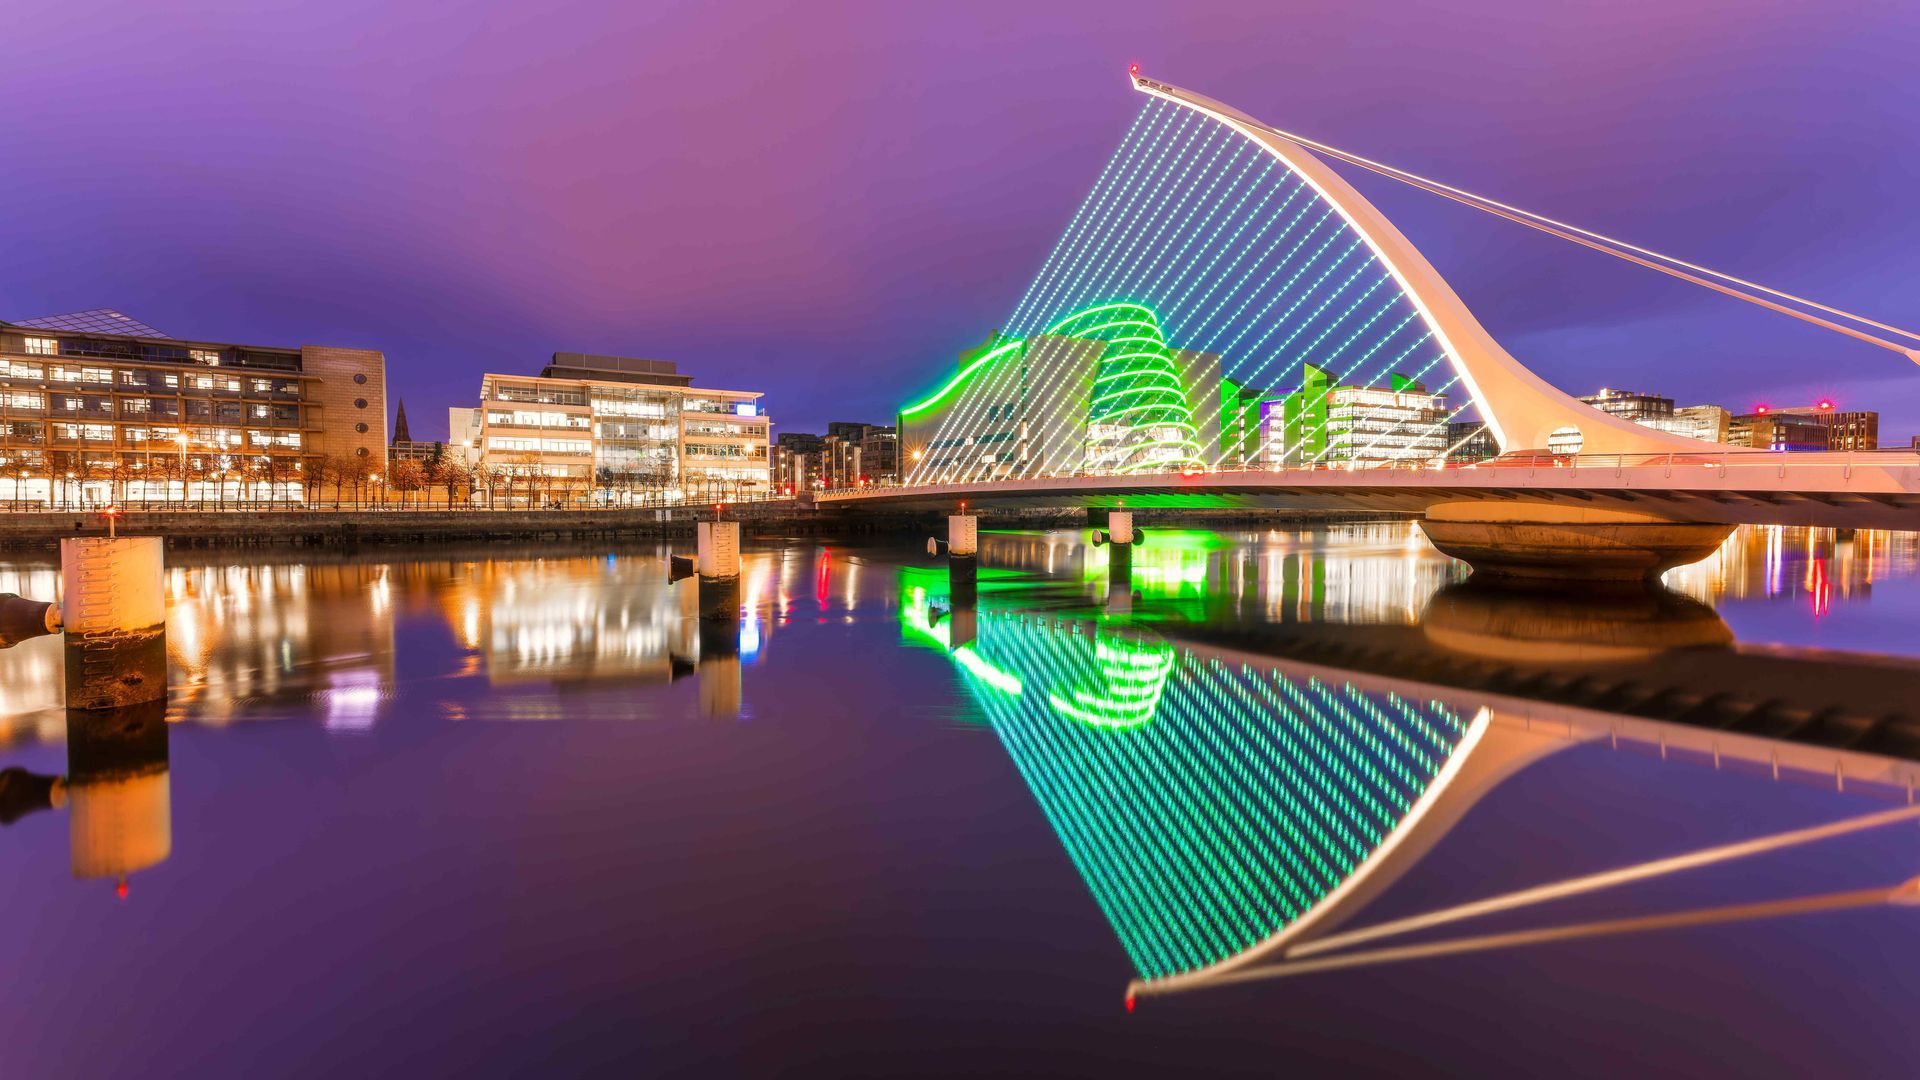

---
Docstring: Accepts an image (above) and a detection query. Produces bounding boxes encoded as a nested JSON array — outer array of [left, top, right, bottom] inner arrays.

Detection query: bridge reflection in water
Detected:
[[905, 542, 1920, 1001]]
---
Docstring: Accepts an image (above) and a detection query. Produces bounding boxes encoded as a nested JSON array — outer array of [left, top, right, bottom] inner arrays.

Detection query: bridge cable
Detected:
[[1245, 119, 1920, 364]]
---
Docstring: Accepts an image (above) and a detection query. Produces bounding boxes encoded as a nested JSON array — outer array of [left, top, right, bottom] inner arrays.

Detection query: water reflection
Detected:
[[906, 561, 1920, 999], [0, 702, 171, 896]]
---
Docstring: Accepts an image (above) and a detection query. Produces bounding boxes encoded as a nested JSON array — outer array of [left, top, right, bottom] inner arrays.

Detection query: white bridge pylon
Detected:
[[1129, 74, 1709, 457]]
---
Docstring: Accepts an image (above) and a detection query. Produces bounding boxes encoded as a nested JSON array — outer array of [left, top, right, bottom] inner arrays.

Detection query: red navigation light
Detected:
[[1125, 994, 1136, 1013], [116, 879, 128, 900], [1755, 405, 1769, 414], [1818, 399, 1835, 410], [1128, 62, 1140, 77]]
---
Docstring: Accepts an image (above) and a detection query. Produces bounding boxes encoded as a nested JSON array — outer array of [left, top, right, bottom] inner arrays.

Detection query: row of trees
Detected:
[[11, 446, 761, 510]]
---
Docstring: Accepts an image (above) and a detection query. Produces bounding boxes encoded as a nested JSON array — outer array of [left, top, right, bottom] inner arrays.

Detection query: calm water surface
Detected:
[[2, 523, 1918, 1077]]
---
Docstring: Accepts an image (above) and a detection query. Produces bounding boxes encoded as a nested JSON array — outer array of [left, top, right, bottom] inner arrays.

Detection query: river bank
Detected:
[[0, 504, 1412, 551]]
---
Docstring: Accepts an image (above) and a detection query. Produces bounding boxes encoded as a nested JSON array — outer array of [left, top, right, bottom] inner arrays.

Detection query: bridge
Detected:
[[899, 573, 1920, 999], [826, 72, 1920, 576]]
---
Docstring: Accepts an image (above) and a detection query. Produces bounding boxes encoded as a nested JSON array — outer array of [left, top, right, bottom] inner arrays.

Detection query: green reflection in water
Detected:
[[907, 586, 1474, 982]]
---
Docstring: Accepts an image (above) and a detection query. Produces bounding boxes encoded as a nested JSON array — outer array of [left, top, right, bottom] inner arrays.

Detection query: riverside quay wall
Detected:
[[0, 504, 1404, 552]]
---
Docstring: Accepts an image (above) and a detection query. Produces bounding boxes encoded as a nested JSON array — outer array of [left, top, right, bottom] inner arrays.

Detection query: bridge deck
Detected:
[[821, 452, 1920, 530]]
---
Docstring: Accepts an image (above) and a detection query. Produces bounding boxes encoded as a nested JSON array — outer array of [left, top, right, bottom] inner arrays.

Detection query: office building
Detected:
[[900, 329, 1224, 480], [469, 353, 769, 504], [1728, 401, 1876, 452], [770, 432, 823, 494], [1445, 421, 1500, 463], [1264, 364, 1448, 466], [0, 308, 386, 507], [1671, 404, 1731, 443], [1728, 409, 1829, 452], [859, 425, 899, 483]]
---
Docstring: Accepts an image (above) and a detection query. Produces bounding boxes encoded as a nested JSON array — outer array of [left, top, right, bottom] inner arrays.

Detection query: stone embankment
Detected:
[[0, 504, 1407, 552]]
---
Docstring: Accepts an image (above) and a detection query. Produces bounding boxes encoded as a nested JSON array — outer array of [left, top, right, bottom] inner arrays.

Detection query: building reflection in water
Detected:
[[1666, 525, 1919, 613], [0, 523, 1912, 739], [903, 562, 1920, 1001], [433, 550, 783, 719], [981, 523, 1472, 626]]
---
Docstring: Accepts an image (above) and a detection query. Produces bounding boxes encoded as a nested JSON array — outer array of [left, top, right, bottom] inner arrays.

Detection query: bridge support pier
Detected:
[[949, 514, 978, 608], [1419, 502, 1733, 584]]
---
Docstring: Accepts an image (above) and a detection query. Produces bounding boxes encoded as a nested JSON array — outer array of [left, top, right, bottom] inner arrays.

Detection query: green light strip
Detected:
[[916, 596, 1476, 981], [898, 339, 1024, 418]]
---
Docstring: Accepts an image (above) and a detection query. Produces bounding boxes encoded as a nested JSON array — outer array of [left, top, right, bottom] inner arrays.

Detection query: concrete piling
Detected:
[[60, 537, 167, 711], [948, 514, 978, 608], [696, 520, 741, 622], [66, 699, 172, 888]]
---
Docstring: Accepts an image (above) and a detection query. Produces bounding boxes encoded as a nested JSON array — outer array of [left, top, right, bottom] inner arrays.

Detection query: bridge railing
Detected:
[[843, 446, 1920, 492]]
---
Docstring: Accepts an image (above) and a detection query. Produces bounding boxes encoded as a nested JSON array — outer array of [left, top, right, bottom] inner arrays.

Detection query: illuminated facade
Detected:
[[470, 353, 769, 503], [1726, 405, 1862, 452], [0, 310, 386, 506], [899, 304, 1220, 480], [1265, 364, 1448, 466]]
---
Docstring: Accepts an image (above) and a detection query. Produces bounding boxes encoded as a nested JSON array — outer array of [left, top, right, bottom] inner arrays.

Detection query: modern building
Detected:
[[1445, 420, 1500, 463], [468, 353, 769, 505], [1671, 404, 1731, 444], [1264, 364, 1448, 467], [0, 308, 386, 507], [1728, 401, 1876, 452], [900, 317, 1224, 481], [1728, 409, 1830, 452], [1551, 387, 1733, 452], [822, 433, 862, 489], [859, 425, 899, 484], [770, 432, 823, 494]]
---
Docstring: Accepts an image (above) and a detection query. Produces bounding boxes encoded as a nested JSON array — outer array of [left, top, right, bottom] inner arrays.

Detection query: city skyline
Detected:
[[3, 2, 1916, 441]]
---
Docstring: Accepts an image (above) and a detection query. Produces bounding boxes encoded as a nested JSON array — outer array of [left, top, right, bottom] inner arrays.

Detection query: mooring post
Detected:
[[60, 536, 167, 711], [66, 699, 171, 892], [696, 520, 741, 623], [948, 513, 978, 608], [1106, 510, 1134, 600]]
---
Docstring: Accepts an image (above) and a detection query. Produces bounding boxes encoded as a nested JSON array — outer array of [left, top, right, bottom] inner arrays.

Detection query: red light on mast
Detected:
[[1818, 399, 1835, 410], [1128, 62, 1140, 77]]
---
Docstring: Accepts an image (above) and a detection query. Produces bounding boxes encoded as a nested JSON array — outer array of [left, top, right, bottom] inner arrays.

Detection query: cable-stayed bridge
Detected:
[[825, 72, 1920, 574]]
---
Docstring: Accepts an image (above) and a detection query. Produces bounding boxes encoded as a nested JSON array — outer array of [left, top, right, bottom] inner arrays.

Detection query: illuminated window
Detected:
[[190, 349, 220, 366], [23, 337, 56, 356]]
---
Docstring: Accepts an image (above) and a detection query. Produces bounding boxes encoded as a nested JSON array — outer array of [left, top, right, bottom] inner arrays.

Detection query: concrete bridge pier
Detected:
[[1418, 502, 1734, 584], [60, 537, 167, 711], [948, 514, 978, 608]]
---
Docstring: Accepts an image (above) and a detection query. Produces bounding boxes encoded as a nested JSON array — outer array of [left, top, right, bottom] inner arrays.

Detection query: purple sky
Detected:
[[3, 0, 1916, 442]]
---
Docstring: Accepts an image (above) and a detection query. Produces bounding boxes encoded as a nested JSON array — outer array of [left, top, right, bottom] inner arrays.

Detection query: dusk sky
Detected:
[[4, 0, 1916, 441]]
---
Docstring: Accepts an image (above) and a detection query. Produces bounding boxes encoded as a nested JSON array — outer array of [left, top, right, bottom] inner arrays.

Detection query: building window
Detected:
[[356, 447, 369, 457], [356, 422, 368, 433], [353, 373, 367, 385], [354, 398, 367, 409], [23, 337, 56, 356], [190, 349, 220, 366]]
